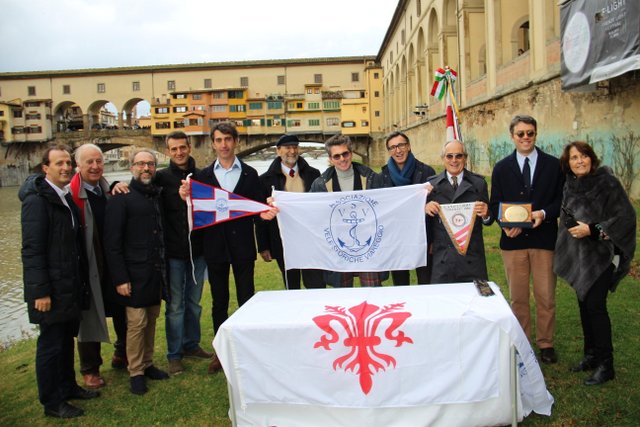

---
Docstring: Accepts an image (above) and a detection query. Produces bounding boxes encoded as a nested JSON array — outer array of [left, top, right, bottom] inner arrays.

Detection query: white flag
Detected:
[[274, 184, 428, 272]]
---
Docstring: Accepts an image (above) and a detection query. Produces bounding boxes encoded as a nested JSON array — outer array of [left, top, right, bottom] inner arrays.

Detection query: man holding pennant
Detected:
[[425, 140, 492, 283], [178, 122, 277, 374], [427, 67, 491, 283]]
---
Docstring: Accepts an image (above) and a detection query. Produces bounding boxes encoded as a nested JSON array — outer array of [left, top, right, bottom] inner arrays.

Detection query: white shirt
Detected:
[[214, 157, 242, 191]]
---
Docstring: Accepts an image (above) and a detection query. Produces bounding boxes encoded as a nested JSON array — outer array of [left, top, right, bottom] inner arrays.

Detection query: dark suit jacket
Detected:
[[192, 160, 265, 264], [428, 169, 492, 283], [489, 147, 564, 251]]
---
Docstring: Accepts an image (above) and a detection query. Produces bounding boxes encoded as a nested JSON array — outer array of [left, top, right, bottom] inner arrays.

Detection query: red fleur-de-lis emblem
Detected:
[[312, 301, 413, 394]]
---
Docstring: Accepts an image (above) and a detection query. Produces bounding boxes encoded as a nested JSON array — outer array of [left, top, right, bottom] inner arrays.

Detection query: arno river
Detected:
[[0, 154, 330, 346]]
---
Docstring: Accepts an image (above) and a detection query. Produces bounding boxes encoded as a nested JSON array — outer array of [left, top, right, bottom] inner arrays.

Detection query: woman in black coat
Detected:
[[554, 141, 636, 385]]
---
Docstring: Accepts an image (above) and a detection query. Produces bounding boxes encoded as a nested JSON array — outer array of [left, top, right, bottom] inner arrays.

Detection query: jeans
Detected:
[[165, 256, 207, 361]]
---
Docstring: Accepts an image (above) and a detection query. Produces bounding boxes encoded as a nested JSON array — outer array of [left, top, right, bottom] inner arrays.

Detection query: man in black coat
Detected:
[[20, 144, 98, 419], [425, 140, 493, 283], [380, 131, 435, 285], [256, 134, 323, 289], [104, 149, 169, 395], [489, 114, 564, 364], [180, 122, 277, 374], [155, 131, 211, 376]]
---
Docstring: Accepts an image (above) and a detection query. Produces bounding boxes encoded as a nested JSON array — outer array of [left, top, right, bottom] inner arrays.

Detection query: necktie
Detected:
[[289, 169, 295, 178], [451, 175, 458, 191], [523, 157, 531, 193], [93, 185, 102, 196]]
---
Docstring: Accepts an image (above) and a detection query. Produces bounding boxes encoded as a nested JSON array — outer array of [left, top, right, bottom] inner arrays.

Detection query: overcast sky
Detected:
[[1, 0, 398, 73]]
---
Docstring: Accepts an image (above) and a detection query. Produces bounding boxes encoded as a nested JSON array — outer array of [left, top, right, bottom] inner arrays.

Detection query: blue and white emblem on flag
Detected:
[[187, 178, 269, 230], [274, 184, 429, 272], [326, 194, 383, 261]]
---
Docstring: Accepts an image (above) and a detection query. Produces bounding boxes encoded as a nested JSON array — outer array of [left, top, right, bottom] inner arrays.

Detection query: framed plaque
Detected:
[[498, 202, 532, 228]]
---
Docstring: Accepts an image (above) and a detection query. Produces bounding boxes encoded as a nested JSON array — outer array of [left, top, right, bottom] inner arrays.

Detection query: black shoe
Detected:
[[570, 354, 598, 372], [540, 347, 558, 364], [144, 365, 169, 380], [111, 354, 128, 369], [130, 375, 148, 395], [44, 402, 85, 418], [66, 386, 100, 400], [585, 359, 615, 385]]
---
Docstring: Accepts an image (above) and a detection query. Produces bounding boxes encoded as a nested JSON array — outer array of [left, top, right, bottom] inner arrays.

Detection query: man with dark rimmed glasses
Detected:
[[310, 134, 383, 287], [380, 131, 435, 285], [489, 114, 564, 365]]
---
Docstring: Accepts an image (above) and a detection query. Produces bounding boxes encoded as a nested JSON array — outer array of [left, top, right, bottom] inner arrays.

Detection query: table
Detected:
[[213, 283, 553, 427]]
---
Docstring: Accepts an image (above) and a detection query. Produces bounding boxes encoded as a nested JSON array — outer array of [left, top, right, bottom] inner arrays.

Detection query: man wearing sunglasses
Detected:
[[489, 114, 564, 365], [380, 131, 435, 285], [310, 134, 383, 287], [425, 140, 492, 283]]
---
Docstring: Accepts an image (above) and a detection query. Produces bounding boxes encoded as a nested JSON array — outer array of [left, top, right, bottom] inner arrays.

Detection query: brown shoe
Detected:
[[208, 355, 223, 374], [168, 359, 185, 375], [83, 373, 106, 389], [184, 346, 214, 359]]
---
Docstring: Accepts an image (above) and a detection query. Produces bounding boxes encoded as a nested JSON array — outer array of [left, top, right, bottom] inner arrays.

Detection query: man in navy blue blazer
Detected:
[[490, 115, 564, 364]]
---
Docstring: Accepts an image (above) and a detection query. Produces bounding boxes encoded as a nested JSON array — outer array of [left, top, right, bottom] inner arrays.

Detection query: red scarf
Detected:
[[69, 173, 86, 225]]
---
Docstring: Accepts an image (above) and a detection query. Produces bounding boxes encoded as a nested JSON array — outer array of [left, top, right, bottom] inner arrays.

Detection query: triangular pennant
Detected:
[[186, 177, 270, 231], [437, 202, 477, 255]]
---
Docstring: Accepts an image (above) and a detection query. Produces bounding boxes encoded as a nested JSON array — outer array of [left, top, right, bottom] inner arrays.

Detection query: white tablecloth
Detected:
[[213, 283, 553, 427]]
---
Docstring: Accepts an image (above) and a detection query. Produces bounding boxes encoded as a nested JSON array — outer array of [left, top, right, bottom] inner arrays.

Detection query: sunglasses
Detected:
[[331, 151, 351, 161], [514, 130, 536, 138], [444, 153, 466, 160]]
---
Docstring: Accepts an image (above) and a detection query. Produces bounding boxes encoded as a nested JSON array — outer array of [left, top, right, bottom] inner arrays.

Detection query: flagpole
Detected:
[[185, 173, 198, 285], [271, 185, 290, 290]]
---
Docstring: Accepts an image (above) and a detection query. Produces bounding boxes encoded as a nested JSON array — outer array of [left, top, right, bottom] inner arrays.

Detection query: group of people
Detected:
[[21, 115, 635, 418]]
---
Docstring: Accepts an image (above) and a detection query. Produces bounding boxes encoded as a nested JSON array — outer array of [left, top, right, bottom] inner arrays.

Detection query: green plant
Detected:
[[610, 130, 640, 194]]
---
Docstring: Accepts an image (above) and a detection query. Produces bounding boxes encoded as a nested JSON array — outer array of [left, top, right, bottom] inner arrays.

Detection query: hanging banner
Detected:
[[561, 0, 640, 90], [438, 202, 477, 255]]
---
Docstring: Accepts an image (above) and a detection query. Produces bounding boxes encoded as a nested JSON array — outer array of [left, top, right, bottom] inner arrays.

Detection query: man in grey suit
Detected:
[[425, 140, 493, 283]]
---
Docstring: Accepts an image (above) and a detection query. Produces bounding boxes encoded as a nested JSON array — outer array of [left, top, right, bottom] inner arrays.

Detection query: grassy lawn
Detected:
[[1, 207, 639, 426]]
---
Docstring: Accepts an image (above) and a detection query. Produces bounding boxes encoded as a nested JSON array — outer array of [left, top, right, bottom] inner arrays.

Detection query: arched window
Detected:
[[518, 21, 530, 54]]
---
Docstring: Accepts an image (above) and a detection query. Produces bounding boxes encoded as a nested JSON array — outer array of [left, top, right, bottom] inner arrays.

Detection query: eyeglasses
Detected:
[[387, 142, 409, 152], [444, 153, 466, 160], [331, 151, 351, 161], [514, 130, 536, 138], [132, 161, 156, 168]]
